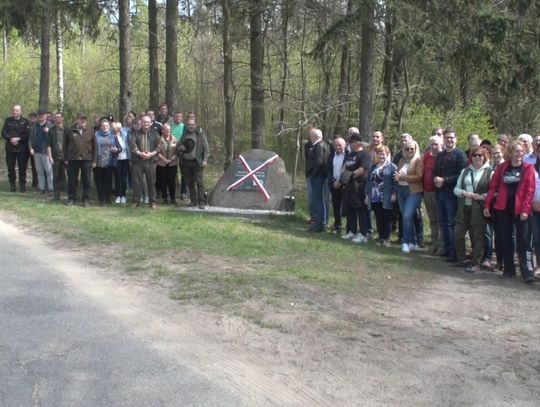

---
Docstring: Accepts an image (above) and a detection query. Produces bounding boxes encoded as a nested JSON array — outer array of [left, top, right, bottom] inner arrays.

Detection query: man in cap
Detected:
[[29, 109, 53, 194], [47, 112, 67, 201], [63, 113, 96, 206], [177, 118, 210, 209]]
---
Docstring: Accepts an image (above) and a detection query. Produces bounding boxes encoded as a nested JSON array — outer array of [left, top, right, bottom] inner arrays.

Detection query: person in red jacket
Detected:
[[484, 141, 535, 283]]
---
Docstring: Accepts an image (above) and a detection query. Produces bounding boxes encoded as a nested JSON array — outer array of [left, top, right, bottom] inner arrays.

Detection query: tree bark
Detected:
[[334, 0, 354, 136], [39, 9, 51, 110], [148, 0, 160, 111], [381, 10, 395, 134], [55, 10, 64, 113], [358, 0, 375, 141], [293, 6, 308, 187], [2, 27, 8, 63], [221, 0, 234, 170], [334, 43, 350, 137], [277, 1, 291, 135], [249, 0, 265, 149], [119, 0, 132, 120], [165, 0, 179, 113]]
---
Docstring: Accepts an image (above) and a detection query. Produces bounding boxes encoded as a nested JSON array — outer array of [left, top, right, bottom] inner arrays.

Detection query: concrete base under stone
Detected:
[[176, 205, 294, 219]]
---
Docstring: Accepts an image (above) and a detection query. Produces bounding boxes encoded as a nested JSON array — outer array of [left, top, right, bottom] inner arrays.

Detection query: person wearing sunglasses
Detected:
[[453, 147, 493, 272], [394, 140, 424, 253], [484, 141, 535, 283]]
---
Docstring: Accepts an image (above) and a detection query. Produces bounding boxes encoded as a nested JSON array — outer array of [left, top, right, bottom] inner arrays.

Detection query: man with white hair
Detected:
[[465, 133, 481, 158], [518, 133, 536, 165], [305, 128, 331, 232], [328, 137, 347, 234]]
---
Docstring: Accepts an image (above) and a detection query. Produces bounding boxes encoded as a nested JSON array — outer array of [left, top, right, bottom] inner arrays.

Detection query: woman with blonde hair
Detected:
[[394, 140, 424, 253], [113, 121, 130, 204]]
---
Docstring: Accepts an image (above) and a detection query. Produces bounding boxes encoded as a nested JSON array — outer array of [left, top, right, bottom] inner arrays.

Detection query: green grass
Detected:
[[0, 179, 440, 332]]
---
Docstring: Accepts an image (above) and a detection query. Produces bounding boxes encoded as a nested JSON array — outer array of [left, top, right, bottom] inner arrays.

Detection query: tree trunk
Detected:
[[148, 0, 160, 111], [293, 7, 308, 187], [55, 10, 64, 112], [249, 0, 265, 149], [119, 0, 132, 120], [165, 0, 179, 113], [277, 1, 291, 135], [80, 22, 85, 58], [222, 0, 234, 170], [2, 27, 8, 62], [39, 10, 51, 110], [358, 0, 375, 141], [381, 11, 395, 134], [334, 0, 354, 136], [459, 58, 468, 106], [320, 42, 332, 136], [334, 43, 350, 137]]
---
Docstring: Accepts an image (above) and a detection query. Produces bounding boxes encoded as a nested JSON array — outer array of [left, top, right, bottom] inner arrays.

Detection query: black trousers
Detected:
[[52, 159, 66, 199], [372, 202, 393, 241], [114, 159, 130, 197], [330, 186, 343, 231], [494, 209, 534, 279], [94, 167, 113, 204], [67, 160, 92, 202], [156, 165, 177, 200], [181, 159, 205, 204], [5, 150, 29, 186], [347, 205, 368, 236]]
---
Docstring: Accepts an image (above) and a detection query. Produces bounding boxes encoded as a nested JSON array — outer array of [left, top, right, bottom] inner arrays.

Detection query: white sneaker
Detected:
[[409, 244, 419, 251], [144, 196, 149, 204], [121, 196, 127, 204], [352, 234, 367, 243], [115, 196, 121, 204], [341, 232, 355, 240], [401, 243, 410, 253]]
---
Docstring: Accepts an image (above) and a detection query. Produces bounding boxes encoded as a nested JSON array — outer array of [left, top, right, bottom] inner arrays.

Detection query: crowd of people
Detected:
[[305, 126, 538, 284], [4, 103, 539, 284], [1, 104, 210, 210]]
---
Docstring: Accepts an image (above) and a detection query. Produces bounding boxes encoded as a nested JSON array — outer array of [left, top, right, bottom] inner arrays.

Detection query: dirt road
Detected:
[[1, 217, 539, 406]]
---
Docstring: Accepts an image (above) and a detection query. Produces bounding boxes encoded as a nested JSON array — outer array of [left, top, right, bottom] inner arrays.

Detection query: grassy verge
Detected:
[[0, 179, 439, 332]]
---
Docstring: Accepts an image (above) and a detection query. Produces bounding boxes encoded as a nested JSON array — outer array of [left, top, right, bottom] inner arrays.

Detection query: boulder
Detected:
[[209, 149, 293, 211]]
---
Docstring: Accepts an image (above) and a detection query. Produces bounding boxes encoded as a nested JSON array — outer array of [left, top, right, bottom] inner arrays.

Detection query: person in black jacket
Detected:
[[1, 105, 31, 192], [305, 128, 331, 232], [434, 129, 467, 261]]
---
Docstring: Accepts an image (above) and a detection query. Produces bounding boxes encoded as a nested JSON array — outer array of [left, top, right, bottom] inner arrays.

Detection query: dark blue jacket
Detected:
[[434, 148, 467, 195]]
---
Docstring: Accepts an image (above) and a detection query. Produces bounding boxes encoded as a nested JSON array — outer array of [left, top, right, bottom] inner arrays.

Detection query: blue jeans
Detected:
[[309, 175, 328, 231], [396, 185, 422, 245], [437, 191, 458, 258]]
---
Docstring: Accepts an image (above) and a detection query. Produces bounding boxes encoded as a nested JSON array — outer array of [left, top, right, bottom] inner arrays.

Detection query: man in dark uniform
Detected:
[[1, 105, 31, 192]]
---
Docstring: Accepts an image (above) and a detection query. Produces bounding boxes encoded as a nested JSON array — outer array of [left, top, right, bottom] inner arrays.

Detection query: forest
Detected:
[[1, 0, 540, 174]]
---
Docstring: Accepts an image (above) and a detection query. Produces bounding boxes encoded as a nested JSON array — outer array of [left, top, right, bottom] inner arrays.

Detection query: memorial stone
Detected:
[[209, 149, 293, 211]]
